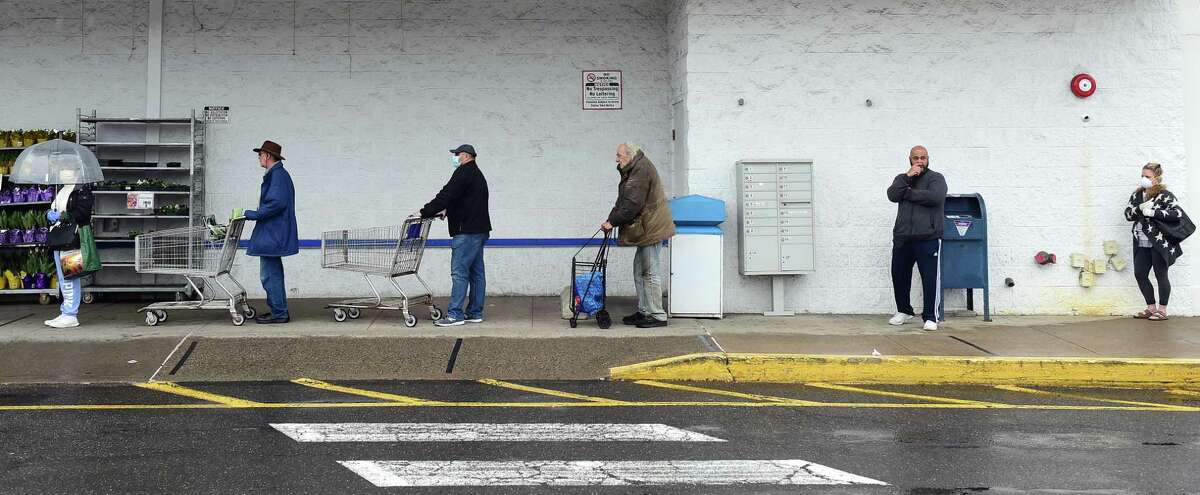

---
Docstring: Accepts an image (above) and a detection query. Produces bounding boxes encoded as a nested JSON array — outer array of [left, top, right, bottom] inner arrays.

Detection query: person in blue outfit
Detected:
[[239, 140, 299, 324], [420, 144, 491, 327]]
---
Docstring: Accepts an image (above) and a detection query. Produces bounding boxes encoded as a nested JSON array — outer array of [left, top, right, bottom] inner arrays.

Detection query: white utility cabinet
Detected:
[[669, 233, 723, 318]]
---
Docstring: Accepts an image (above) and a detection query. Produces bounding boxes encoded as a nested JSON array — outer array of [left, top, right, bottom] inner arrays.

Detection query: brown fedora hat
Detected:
[[252, 140, 285, 161]]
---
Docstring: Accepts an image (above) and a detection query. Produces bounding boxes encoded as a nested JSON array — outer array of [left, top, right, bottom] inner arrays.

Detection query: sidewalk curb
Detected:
[[608, 353, 1200, 387]]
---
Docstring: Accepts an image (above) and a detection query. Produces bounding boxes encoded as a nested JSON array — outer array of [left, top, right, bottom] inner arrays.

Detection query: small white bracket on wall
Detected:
[[764, 275, 794, 316]]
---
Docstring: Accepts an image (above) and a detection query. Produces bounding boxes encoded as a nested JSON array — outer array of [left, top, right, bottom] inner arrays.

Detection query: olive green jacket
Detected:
[[607, 151, 675, 246]]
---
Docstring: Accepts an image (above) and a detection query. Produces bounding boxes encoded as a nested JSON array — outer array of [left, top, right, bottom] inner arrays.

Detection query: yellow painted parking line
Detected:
[[134, 381, 264, 407], [0, 400, 1192, 412], [805, 382, 1003, 406], [1167, 389, 1200, 398], [291, 378, 434, 404], [633, 380, 825, 405], [994, 385, 1198, 411], [477, 379, 628, 404]]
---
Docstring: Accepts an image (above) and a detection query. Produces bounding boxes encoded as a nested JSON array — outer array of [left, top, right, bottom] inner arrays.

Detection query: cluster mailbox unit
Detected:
[[737, 159, 815, 316]]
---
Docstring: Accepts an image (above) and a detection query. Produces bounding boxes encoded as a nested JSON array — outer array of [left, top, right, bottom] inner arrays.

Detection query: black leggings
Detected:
[[1133, 247, 1170, 306]]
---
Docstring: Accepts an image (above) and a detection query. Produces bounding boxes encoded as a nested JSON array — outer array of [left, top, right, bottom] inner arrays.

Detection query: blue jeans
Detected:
[[53, 251, 81, 316], [259, 256, 289, 318], [448, 233, 488, 320]]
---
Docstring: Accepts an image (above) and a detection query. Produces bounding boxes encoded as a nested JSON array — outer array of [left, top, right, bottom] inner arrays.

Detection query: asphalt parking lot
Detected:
[[2, 379, 1198, 493]]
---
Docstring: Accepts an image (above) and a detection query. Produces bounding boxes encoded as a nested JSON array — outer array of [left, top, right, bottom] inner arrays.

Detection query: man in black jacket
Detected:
[[885, 145, 948, 331], [421, 144, 491, 327]]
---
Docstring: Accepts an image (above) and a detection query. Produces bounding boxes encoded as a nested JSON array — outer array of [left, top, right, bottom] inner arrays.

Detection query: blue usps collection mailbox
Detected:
[[940, 194, 990, 322]]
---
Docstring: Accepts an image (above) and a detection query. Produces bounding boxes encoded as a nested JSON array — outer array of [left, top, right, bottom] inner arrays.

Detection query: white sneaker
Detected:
[[888, 313, 914, 326], [47, 315, 79, 329], [922, 320, 938, 332]]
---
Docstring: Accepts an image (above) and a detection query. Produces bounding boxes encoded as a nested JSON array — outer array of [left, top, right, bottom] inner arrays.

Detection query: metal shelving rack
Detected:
[[1, 144, 59, 305], [76, 109, 206, 302]]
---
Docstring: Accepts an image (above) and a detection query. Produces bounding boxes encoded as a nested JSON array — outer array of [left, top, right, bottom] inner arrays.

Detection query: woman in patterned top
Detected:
[[1124, 162, 1186, 321]]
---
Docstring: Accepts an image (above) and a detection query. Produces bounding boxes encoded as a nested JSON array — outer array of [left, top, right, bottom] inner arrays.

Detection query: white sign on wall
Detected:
[[203, 106, 230, 123], [582, 70, 622, 110]]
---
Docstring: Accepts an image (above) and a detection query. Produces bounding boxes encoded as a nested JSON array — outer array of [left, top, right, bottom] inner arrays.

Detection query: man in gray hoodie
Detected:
[[885, 145, 948, 331]]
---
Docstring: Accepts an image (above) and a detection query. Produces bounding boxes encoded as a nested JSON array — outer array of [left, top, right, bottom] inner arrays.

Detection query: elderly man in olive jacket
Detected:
[[601, 143, 676, 328]]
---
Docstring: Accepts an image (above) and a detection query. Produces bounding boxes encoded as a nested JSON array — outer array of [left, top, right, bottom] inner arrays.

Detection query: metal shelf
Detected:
[[84, 285, 187, 293], [0, 288, 57, 295], [1, 147, 28, 151], [0, 201, 52, 207], [94, 190, 190, 195], [80, 142, 192, 147], [78, 109, 205, 298], [0, 243, 46, 249], [92, 214, 189, 219], [80, 118, 191, 124], [101, 167, 189, 172]]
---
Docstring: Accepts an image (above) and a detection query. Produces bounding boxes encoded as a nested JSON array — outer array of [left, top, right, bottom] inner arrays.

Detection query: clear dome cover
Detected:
[[9, 139, 104, 185]]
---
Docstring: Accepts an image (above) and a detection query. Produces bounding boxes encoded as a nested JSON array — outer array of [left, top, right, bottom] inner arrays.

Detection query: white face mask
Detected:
[[1140, 177, 1154, 189], [450, 155, 461, 168]]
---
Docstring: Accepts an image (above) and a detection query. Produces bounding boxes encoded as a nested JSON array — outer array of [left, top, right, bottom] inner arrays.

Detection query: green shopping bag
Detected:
[[78, 225, 101, 277]]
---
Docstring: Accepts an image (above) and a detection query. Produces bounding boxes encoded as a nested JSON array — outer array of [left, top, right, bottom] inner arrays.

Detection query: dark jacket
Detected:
[[245, 162, 299, 257], [607, 151, 675, 246], [886, 168, 947, 241], [57, 185, 94, 250], [1124, 189, 1186, 266], [421, 160, 491, 237]]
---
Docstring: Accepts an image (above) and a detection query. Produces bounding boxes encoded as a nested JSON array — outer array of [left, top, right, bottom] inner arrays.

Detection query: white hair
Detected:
[[621, 143, 643, 157]]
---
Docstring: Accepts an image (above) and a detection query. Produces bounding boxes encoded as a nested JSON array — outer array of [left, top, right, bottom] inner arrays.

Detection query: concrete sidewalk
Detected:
[[1, 296, 1198, 385]]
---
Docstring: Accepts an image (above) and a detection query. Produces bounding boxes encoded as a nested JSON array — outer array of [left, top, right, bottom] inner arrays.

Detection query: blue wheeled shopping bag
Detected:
[[569, 229, 612, 329], [573, 272, 605, 316]]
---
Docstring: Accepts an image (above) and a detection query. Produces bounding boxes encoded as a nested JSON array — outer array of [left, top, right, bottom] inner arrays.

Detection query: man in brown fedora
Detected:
[[239, 140, 299, 324]]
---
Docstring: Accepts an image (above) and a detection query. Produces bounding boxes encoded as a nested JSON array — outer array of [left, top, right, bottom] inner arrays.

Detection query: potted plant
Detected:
[[34, 211, 48, 244], [38, 186, 54, 202], [0, 211, 10, 246], [20, 254, 35, 290], [31, 252, 52, 289], [19, 211, 35, 244]]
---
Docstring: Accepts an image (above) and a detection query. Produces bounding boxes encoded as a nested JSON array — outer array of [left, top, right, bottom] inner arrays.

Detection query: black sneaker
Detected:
[[622, 312, 647, 325], [636, 318, 667, 329]]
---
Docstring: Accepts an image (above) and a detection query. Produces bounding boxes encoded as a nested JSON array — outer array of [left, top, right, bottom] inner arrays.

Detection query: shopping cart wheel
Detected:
[[347, 308, 361, 319], [153, 310, 168, 323], [596, 310, 612, 329], [569, 317, 578, 329], [429, 306, 443, 320], [82, 292, 96, 304], [231, 313, 246, 326], [404, 314, 418, 327], [145, 312, 160, 327], [38, 294, 52, 305], [332, 308, 348, 322], [242, 305, 257, 319]]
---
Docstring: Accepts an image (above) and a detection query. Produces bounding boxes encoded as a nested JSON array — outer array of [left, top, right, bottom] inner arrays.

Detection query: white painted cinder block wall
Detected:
[[2, 0, 673, 300], [2, 0, 1195, 316], [677, 0, 1195, 316]]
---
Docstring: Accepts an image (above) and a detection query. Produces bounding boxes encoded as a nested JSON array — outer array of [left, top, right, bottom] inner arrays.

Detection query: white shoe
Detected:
[[888, 313, 914, 326], [47, 315, 79, 329], [44, 315, 66, 327], [922, 320, 938, 332]]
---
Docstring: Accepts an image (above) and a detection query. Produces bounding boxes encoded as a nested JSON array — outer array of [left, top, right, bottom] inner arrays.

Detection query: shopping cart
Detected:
[[321, 216, 440, 327], [569, 229, 612, 329], [134, 217, 256, 326]]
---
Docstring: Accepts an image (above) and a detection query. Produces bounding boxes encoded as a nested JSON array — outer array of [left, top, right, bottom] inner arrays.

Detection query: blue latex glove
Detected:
[[46, 210, 60, 223]]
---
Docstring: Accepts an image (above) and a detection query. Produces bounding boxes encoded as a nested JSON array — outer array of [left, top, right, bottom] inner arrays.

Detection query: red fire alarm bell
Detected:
[[1071, 73, 1096, 98]]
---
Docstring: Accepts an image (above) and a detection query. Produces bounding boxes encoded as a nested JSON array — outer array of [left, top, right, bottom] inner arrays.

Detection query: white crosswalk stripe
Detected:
[[269, 422, 725, 443], [273, 422, 889, 487], [339, 460, 889, 487]]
